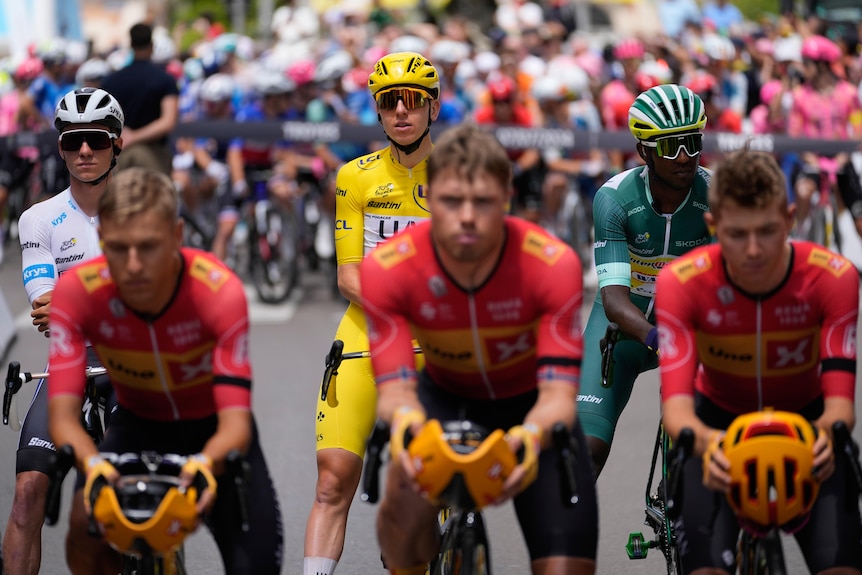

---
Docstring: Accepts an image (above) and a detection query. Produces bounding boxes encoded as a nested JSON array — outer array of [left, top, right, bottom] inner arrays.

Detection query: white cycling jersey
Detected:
[[18, 187, 101, 304]]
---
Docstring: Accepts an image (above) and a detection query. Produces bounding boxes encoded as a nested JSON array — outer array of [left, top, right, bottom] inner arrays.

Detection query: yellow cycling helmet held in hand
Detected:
[[90, 453, 216, 557], [367, 52, 440, 100], [722, 410, 820, 532], [407, 419, 517, 510]]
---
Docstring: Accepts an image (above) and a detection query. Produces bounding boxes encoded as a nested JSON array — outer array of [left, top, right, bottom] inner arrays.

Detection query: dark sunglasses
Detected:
[[58, 129, 117, 151], [642, 133, 703, 160], [376, 88, 430, 111]]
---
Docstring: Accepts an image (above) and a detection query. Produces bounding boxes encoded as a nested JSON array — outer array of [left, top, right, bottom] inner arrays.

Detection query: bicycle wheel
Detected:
[[249, 203, 299, 304]]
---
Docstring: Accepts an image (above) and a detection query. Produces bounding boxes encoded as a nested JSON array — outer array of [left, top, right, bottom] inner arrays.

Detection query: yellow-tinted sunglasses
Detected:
[[641, 132, 703, 160], [375, 88, 431, 111]]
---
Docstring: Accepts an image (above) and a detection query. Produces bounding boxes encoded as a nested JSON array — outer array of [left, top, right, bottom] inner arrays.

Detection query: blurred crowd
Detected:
[[0, 0, 861, 266]]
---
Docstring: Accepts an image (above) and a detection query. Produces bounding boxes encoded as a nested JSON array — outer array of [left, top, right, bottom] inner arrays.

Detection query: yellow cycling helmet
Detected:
[[407, 419, 517, 510], [368, 51, 440, 100], [91, 454, 213, 556], [723, 410, 820, 531]]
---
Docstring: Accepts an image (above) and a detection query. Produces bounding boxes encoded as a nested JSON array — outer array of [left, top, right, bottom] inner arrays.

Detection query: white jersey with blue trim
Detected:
[[18, 187, 101, 305]]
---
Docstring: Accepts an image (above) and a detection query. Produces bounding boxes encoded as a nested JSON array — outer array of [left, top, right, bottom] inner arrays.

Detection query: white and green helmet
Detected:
[[628, 83, 706, 141]]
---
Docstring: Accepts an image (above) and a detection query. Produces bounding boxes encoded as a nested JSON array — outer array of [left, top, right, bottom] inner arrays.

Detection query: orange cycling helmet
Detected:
[[722, 410, 820, 531], [91, 454, 215, 556], [407, 420, 517, 510]]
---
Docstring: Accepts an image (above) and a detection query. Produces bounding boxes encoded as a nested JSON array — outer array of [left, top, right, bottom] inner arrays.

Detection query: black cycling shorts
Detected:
[[418, 371, 598, 561], [16, 348, 115, 475], [78, 407, 284, 575]]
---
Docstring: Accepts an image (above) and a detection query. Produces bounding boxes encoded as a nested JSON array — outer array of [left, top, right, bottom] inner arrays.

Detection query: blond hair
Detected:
[[99, 167, 178, 225]]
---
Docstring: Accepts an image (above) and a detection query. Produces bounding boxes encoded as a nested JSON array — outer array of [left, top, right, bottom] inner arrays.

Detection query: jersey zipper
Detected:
[[467, 292, 496, 399], [645, 214, 673, 320], [146, 323, 180, 420], [756, 300, 763, 410]]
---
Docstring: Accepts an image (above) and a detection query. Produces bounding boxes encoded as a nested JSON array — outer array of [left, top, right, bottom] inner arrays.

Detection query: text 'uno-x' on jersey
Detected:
[[657, 241, 858, 414], [360, 217, 583, 400], [335, 147, 430, 265], [47, 248, 253, 421], [19, 188, 102, 304], [592, 165, 711, 316]]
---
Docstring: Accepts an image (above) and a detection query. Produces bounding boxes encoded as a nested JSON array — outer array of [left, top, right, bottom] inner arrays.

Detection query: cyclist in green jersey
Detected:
[[577, 84, 713, 477]]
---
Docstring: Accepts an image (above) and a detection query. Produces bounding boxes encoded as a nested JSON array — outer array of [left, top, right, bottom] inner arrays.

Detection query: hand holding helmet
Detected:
[[83, 455, 120, 515], [501, 423, 542, 501], [180, 453, 217, 515]]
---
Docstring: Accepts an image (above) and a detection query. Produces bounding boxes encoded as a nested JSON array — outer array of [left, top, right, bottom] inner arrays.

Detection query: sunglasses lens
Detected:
[[376, 89, 428, 111], [60, 130, 113, 151], [655, 133, 703, 159]]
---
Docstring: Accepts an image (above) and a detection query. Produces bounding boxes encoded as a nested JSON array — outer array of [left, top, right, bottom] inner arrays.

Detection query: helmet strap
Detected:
[[386, 107, 433, 156], [84, 156, 117, 186]]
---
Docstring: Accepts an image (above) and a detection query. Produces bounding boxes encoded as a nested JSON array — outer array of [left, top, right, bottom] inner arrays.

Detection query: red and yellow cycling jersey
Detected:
[[360, 217, 583, 400], [656, 241, 858, 414], [47, 249, 252, 421]]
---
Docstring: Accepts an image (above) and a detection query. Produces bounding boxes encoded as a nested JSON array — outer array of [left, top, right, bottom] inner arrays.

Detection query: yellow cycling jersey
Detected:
[[335, 146, 430, 265]]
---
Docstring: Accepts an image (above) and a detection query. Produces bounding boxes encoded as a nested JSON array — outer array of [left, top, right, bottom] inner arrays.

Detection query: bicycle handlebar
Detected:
[[319, 340, 423, 401], [832, 421, 862, 496], [4, 363, 109, 427], [600, 323, 620, 389], [666, 427, 694, 522], [360, 420, 581, 508]]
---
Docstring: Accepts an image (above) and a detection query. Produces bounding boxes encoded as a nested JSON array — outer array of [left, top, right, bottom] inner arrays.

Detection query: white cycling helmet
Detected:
[[76, 58, 112, 87], [254, 70, 295, 95], [532, 75, 565, 103], [316, 50, 354, 86], [200, 73, 236, 103], [54, 87, 125, 135]]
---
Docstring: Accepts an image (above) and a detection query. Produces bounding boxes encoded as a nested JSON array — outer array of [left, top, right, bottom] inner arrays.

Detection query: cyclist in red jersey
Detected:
[[46, 168, 283, 574], [361, 125, 597, 575], [656, 150, 862, 574]]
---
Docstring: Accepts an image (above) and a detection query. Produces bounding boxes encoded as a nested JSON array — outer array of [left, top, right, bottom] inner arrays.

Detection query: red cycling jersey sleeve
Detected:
[[361, 217, 583, 400], [656, 242, 858, 413], [48, 248, 252, 421]]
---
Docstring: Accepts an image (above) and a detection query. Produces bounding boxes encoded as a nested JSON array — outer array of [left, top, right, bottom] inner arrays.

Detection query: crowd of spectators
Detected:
[[0, 0, 861, 265]]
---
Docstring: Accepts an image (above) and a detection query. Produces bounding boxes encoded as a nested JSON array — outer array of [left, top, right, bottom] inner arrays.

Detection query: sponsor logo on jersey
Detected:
[[577, 394, 603, 404], [487, 297, 523, 322], [697, 329, 817, 377], [335, 219, 352, 230], [670, 253, 712, 284], [423, 343, 473, 362], [627, 205, 646, 216], [413, 184, 429, 213], [335, 187, 347, 197], [55, 253, 84, 265], [630, 245, 656, 256], [96, 343, 217, 391], [367, 200, 402, 210], [78, 262, 112, 293], [692, 201, 709, 212], [357, 153, 382, 169], [371, 234, 417, 269], [167, 319, 203, 347], [374, 217, 418, 242], [190, 255, 230, 292], [67, 198, 78, 212], [51, 212, 67, 226], [522, 230, 565, 266], [807, 247, 852, 278], [634, 232, 650, 244], [773, 302, 811, 327], [675, 237, 709, 248], [20, 241, 40, 250], [593, 240, 607, 249], [28, 437, 56, 450], [374, 184, 393, 197], [22, 264, 55, 284], [428, 275, 447, 297], [60, 237, 77, 252]]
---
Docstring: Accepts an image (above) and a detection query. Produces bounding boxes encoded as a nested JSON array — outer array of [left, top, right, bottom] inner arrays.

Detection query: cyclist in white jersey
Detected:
[[2, 87, 124, 575]]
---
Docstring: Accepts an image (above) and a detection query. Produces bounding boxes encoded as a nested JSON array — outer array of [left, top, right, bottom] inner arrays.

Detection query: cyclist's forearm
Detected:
[[48, 396, 99, 470], [376, 381, 423, 425], [816, 396, 856, 439], [601, 285, 654, 344], [524, 381, 577, 449], [336, 263, 361, 304], [200, 409, 253, 474]]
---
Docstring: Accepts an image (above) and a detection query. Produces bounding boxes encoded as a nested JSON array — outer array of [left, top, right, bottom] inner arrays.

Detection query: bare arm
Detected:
[[49, 395, 100, 470], [522, 380, 577, 449], [337, 262, 361, 304], [31, 290, 52, 336], [601, 284, 655, 345], [199, 409, 253, 475]]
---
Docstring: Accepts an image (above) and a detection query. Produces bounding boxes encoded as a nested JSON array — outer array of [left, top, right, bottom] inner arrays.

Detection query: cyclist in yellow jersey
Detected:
[[303, 52, 439, 575]]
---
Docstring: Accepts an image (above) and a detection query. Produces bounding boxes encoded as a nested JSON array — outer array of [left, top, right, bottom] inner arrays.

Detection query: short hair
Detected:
[[709, 149, 787, 215], [130, 23, 153, 49], [100, 168, 177, 225], [427, 124, 512, 192]]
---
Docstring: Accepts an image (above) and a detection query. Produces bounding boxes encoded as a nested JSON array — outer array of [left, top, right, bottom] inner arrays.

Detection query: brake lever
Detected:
[[320, 340, 344, 402]]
